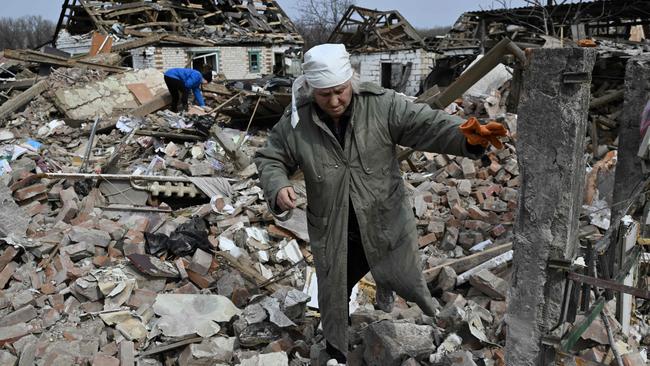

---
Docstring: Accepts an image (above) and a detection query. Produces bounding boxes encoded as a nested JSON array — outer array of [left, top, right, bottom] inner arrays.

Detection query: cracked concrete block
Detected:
[[362, 321, 436, 366]]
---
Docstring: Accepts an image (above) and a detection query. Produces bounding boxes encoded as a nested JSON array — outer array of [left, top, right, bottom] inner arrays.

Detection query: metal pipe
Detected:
[[42, 172, 193, 182]]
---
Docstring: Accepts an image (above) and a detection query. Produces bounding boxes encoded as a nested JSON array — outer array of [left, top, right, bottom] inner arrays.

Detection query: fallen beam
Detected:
[[567, 272, 650, 300], [456, 250, 513, 285], [131, 92, 172, 117], [216, 251, 281, 292], [210, 125, 251, 171], [135, 129, 203, 142], [0, 78, 38, 91], [423, 242, 512, 283], [421, 38, 526, 109], [0, 80, 47, 120], [3, 49, 127, 74], [589, 89, 624, 109]]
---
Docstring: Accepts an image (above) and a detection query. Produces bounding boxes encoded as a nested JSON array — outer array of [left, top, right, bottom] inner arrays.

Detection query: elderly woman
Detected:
[[254, 44, 505, 363]]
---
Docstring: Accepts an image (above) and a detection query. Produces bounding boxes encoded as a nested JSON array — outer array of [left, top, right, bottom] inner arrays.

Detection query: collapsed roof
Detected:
[[434, 0, 650, 56], [328, 6, 426, 52], [54, 0, 304, 46]]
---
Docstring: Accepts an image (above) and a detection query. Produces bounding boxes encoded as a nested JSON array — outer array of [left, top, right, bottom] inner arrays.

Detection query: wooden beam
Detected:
[[131, 92, 172, 117], [0, 78, 37, 91], [0, 80, 47, 120], [78, 0, 108, 34], [111, 34, 165, 52], [423, 242, 513, 283]]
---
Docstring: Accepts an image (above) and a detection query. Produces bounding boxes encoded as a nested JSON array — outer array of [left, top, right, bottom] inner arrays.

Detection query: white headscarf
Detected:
[[291, 44, 353, 128]]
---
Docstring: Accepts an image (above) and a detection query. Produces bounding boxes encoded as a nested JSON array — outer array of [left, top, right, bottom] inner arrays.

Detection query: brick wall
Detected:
[[131, 45, 280, 80], [351, 49, 434, 96]]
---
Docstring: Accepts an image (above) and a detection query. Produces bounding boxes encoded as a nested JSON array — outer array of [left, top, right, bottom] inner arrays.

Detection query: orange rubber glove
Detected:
[[459, 117, 508, 149]]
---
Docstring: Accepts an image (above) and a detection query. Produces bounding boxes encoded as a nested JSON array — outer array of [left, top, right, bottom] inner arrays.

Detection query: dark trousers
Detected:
[[347, 208, 370, 297], [326, 205, 369, 363], [164, 75, 188, 112]]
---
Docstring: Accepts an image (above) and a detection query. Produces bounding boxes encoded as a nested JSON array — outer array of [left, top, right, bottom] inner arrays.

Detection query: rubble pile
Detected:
[[1, 4, 650, 364], [1, 60, 648, 365], [0, 52, 530, 365], [56, 0, 303, 48]]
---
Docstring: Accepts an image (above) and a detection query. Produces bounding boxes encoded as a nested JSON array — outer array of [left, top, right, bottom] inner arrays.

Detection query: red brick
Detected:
[[490, 224, 507, 237], [0, 247, 18, 272], [0, 262, 17, 289], [418, 233, 437, 248], [13, 184, 47, 201]]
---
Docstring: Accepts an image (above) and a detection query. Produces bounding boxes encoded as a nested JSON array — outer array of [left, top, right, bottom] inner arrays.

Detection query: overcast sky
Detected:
[[3, 0, 536, 28]]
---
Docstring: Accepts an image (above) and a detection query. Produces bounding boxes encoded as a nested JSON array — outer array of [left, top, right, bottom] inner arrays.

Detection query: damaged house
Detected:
[[52, 0, 304, 80], [328, 6, 435, 96]]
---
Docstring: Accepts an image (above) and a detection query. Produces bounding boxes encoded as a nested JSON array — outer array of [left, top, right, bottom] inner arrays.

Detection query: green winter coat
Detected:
[[254, 82, 482, 355]]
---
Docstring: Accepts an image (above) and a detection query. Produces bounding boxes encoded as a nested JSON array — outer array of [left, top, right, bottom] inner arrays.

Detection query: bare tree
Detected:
[[416, 26, 452, 38], [293, 0, 356, 49], [0, 16, 55, 51]]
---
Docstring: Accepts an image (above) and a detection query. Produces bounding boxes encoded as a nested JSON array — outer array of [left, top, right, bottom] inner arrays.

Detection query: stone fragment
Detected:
[[0, 323, 32, 344], [69, 226, 111, 247], [446, 187, 461, 207], [622, 352, 645, 366], [490, 224, 507, 237], [499, 187, 518, 202], [115, 318, 147, 341], [481, 197, 508, 212], [178, 337, 235, 365], [60, 241, 96, 261], [119, 340, 135, 366], [189, 248, 213, 276], [98, 219, 126, 240], [0, 183, 29, 237], [457, 180, 472, 197], [430, 333, 462, 363], [10, 291, 35, 310], [127, 289, 156, 309], [0, 305, 38, 326], [362, 321, 436, 366], [436, 267, 457, 292], [17, 335, 36, 366], [467, 205, 489, 221], [444, 350, 477, 366], [239, 351, 289, 366], [461, 158, 476, 179], [428, 220, 445, 237], [445, 162, 462, 178], [469, 270, 508, 300], [271, 287, 310, 320], [71, 277, 103, 301], [13, 184, 47, 201], [437, 304, 466, 329], [153, 294, 242, 337], [458, 231, 484, 249], [0, 350, 17, 366], [440, 227, 459, 251], [434, 154, 448, 168], [260, 296, 296, 328], [243, 303, 267, 324], [450, 204, 468, 220], [418, 233, 437, 248], [92, 354, 120, 366]]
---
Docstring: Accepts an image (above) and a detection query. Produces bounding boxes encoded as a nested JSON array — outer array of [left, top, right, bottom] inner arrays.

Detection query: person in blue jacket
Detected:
[[163, 67, 212, 112]]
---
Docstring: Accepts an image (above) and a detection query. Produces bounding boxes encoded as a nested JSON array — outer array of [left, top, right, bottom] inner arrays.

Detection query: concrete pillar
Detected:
[[506, 48, 596, 366], [611, 54, 650, 325]]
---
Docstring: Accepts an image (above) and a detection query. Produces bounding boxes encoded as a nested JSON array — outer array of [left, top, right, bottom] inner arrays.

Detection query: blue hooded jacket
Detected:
[[164, 68, 206, 106]]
